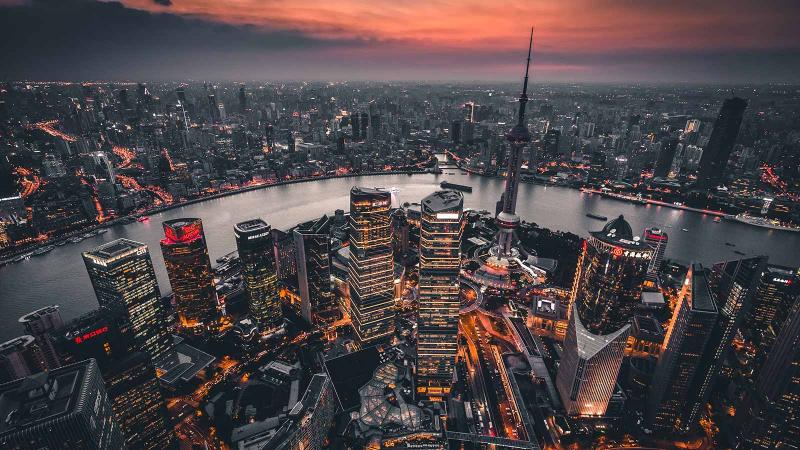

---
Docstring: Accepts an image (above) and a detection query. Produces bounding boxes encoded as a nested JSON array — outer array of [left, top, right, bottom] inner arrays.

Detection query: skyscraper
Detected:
[[653, 138, 678, 178], [558, 215, 652, 417], [104, 352, 175, 450], [695, 97, 748, 189], [234, 219, 282, 330], [18, 306, 63, 370], [691, 256, 766, 423], [348, 187, 395, 343], [0, 336, 48, 383], [294, 215, 334, 325], [83, 239, 173, 360], [647, 263, 718, 433], [571, 215, 653, 335], [0, 359, 125, 450], [643, 227, 668, 275], [737, 296, 800, 449], [555, 305, 630, 417], [416, 190, 464, 397], [745, 265, 798, 369], [160, 218, 219, 336]]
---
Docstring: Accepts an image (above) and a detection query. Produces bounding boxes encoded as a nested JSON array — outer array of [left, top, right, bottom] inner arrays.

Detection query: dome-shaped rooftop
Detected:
[[601, 215, 633, 240]]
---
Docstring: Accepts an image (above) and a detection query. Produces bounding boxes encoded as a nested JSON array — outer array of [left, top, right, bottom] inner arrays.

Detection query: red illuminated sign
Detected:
[[612, 247, 624, 257], [74, 326, 109, 344], [163, 221, 202, 244]]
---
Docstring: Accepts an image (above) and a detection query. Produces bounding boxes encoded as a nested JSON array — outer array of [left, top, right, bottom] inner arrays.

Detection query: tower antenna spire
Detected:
[[517, 27, 533, 127], [522, 27, 533, 97]]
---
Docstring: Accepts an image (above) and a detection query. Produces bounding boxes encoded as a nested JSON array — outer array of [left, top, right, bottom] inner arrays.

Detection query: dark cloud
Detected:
[[0, 0, 354, 80], [152, 0, 172, 6], [0, 0, 798, 82]]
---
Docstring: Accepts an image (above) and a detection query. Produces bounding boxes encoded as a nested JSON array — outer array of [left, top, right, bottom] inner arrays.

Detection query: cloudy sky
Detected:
[[1, 0, 799, 82]]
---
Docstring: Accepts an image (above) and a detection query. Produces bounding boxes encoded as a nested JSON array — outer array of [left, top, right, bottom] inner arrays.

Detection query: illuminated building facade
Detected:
[[264, 373, 336, 450], [104, 352, 175, 450], [647, 263, 718, 433], [416, 190, 464, 396], [160, 218, 219, 336], [348, 187, 395, 343], [235, 219, 282, 329], [571, 215, 653, 335], [18, 306, 63, 370], [294, 215, 335, 325], [746, 264, 798, 369], [556, 305, 630, 417], [0, 359, 125, 450], [83, 239, 173, 360], [691, 256, 766, 423], [738, 297, 800, 449]]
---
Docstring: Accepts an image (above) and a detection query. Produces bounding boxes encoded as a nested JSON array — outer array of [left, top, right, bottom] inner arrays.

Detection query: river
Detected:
[[1, 169, 798, 341]]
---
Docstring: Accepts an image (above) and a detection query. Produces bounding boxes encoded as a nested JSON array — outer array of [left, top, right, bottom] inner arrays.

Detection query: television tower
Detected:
[[496, 28, 533, 257]]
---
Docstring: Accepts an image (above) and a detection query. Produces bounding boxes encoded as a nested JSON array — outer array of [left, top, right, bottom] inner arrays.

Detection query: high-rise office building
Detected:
[[294, 215, 334, 325], [571, 215, 653, 335], [653, 138, 678, 178], [643, 228, 668, 275], [691, 256, 766, 422], [104, 352, 175, 450], [235, 219, 282, 329], [272, 228, 298, 286], [160, 218, 219, 336], [556, 305, 630, 417], [647, 263, 718, 432], [0, 359, 125, 450], [558, 215, 652, 417], [450, 120, 462, 143], [695, 97, 747, 189], [238, 84, 247, 112], [737, 296, 800, 449], [236, 373, 336, 450], [18, 306, 63, 370], [0, 336, 48, 383], [348, 187, 395, 343], [416, 190, 464, 397], [83, 239, 173, 360], [746, 265, 798, 369]]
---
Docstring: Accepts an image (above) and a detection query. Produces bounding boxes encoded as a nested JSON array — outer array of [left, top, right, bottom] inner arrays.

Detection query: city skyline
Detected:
[[0, 10, 799, 447], [1, 0, 799, 82]]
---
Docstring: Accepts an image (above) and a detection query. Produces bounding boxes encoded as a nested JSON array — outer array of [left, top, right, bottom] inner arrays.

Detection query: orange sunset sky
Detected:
[[1, 0, 799, 82]]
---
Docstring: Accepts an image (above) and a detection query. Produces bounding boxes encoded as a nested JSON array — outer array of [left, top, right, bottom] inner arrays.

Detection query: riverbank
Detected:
[[0, 168, 431, 267], [446, 153, 800, 231]]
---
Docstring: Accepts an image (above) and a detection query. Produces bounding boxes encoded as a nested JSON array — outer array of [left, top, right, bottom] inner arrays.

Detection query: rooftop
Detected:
[[324, 346, 382, 411], [0, 335, 36, 355], [18, 306, 60, 325], [572, 305, 630, 359], [154, 337, 216, 386], [83, 238, 146, 261], [690, 263, 717, 313], [0, 359, 97, 436], [234, 218, 270, 234], [421, 190, 463, 213]]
